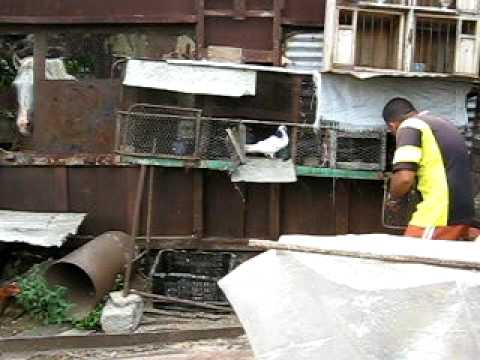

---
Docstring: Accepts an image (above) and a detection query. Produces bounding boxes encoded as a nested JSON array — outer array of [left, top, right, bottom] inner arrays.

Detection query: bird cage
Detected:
[[327, 128, 387, 171]]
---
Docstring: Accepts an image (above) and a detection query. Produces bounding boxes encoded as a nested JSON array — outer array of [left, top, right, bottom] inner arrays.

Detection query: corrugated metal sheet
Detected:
[[0, 210, 86, 247], [285, 32, 324, 71]]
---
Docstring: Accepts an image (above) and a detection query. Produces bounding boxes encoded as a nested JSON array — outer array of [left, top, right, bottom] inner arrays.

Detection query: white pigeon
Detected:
[[244, 125, 289, 159]]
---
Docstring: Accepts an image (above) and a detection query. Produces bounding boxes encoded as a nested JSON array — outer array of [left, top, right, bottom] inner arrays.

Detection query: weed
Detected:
[[16, 265, 125, 330], [16, 265, 72, 325]]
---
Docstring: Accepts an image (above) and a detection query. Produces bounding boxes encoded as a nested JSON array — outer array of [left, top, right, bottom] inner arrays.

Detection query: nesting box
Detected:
[[328, 129, 387, 171]]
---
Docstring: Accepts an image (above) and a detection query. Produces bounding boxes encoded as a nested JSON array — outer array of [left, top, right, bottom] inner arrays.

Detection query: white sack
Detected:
[[219, 234, 480, 360]]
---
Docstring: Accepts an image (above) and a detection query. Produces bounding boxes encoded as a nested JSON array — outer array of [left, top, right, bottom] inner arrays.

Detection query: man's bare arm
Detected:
[[389, 169, 416, 199]]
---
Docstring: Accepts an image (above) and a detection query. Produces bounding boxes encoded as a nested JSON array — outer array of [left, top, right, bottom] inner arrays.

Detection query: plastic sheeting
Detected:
[[123, 59, 257, 97], [219, 234, 480, 360], [315, 73, 472, 130]]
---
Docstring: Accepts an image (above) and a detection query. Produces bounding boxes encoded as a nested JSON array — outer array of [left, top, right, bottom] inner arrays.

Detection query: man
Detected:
[[383, 97, 474, 240]]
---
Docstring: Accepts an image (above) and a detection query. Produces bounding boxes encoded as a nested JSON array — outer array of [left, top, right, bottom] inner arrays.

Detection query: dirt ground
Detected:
[[2, 335, 253, 360], [0, 306, 254, 360]]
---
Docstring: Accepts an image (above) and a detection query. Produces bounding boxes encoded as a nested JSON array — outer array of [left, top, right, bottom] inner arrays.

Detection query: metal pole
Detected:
[[123, 165, 147, 297]]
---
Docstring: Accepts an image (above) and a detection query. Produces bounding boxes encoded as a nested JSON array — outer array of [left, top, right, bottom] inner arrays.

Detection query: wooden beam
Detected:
[[249, 239, 480, 271], [196, 0, 206, 60], [226, 128, 247, 164], [273, 0, 284, 66]]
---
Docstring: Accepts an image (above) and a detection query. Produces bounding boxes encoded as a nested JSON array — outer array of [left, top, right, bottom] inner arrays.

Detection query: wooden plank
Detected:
[[241, 49, 273, 63], [196, 0, 206, 59], [273, 0, 283, 66], [33, 30, 46, 145], [226, 128, 247, 164], [0, 327, 244, 353], [249, 239, 480, 271], [207, 45, 243, 63]]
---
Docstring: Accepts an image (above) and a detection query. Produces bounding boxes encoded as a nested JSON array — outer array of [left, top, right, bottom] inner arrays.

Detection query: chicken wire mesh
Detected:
[[199, 118, 240, 160], [116, 105, 200, 158], [116, 104, 387, 171]]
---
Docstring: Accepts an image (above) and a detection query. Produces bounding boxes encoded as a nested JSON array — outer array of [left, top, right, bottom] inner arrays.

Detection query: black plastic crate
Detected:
[[152, 273, 227, 303], [152, 250, 237, 277], [149, 250, 237, 304]]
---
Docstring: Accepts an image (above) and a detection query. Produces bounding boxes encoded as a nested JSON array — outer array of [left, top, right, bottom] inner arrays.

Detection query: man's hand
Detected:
[[385, 194, 402, 213]]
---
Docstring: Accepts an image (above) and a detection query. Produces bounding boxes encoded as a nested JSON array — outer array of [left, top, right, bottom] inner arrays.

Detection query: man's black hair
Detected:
[[382, 98, 416, 124]]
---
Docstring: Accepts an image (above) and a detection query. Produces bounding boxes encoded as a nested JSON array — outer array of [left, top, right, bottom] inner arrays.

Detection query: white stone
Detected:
[[101, 291, 144, 334]]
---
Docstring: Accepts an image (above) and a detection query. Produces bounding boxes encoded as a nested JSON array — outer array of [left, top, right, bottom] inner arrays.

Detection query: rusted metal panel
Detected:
[[281, 177, 337, 235], [204, 171, 245, 238], [244, 183, 271, 239], [34, 80, 121, 153], [282, 0, 325, 27], [67, 167, 132, 235], [205, 17, 273, 51], [138, 168, 195, 236], [247, 0, 274, 10], [0, 167, 60, 211], [348, 180, 388, 234], [0, 0, 196, 23], [206, 0, 234, 10], [0, 167, 391, 247]]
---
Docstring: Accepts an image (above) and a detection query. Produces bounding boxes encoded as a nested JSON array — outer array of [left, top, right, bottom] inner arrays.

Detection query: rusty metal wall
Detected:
[[0, 0, 324, 25], [0, 166, 389, 247], [0, 0, 197, 23], [34, 80, 121, 153]]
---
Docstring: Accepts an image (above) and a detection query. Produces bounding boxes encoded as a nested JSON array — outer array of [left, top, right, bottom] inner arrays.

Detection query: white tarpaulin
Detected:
[[0, 210, 87, 247], [123, 59, 257, 97], [316, 73, 473, 129], [219, 234, 480, 360]]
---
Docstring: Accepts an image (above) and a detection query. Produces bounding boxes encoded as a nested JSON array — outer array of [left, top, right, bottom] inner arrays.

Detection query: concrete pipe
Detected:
[[45, 231, 132, 317]]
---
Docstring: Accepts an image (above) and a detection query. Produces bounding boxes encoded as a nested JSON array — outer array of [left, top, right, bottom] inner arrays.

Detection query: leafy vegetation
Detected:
[[16, 265, 125, 330], [16, 265, 72, 325]]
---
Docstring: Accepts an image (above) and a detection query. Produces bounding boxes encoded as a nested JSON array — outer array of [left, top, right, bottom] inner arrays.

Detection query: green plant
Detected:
[[16, 265, 125, 330], [16, 265, 72, 325], [72, 304, 103, 330]]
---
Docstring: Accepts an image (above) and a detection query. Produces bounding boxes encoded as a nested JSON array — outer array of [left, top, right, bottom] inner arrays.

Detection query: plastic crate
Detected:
[[150, 250, 237, 304], [151, 250, 237, 277], [152, 273, 227, 303]]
